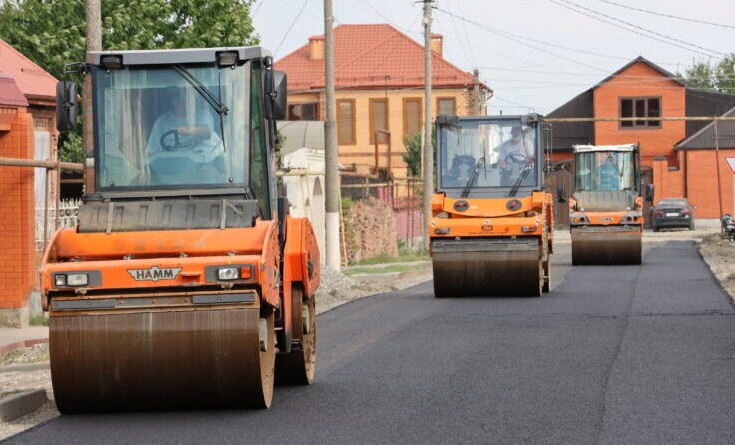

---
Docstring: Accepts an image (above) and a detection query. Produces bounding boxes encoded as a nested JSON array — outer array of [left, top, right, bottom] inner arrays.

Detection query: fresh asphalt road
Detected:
[[5, 239, 735, 444]]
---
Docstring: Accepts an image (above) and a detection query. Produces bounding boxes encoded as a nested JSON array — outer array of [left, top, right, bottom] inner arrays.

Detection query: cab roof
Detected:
[[573, 144, 638, 153], [87, 47, 270, 66]]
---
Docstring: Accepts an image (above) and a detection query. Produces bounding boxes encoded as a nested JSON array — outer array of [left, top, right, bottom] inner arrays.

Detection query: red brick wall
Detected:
[[652, 149, 735, 218], [686, 149, 735, 218], [594, 62, 686, 167], [0, 106, 35, 309]]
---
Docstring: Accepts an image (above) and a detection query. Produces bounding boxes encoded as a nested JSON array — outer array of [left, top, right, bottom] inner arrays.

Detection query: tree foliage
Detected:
[[402, 129, 436, 178], [682, 54, 735, 94], [0, 0, 259, 161]]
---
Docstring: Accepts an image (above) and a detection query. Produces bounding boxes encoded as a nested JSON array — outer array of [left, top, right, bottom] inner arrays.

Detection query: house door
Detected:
[[545, 160, 574, 228], [640, 165, 654, 229]]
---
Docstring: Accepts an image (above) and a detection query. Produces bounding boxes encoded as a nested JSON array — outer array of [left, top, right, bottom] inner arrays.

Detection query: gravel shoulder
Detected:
[[698, 233, 735, 302]]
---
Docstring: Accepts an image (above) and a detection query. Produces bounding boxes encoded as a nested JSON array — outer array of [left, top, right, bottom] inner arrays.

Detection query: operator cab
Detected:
[[56, 47, 286, 229], [436, 114, 544, 199], [573, 144, 639, 193]]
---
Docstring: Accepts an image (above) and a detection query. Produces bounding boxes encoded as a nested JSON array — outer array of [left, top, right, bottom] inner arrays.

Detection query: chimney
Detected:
[[309, 36, 325, 60], [430, 34, 443, 57]]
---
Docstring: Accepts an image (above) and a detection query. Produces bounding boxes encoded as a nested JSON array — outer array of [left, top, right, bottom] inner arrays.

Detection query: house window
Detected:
[[437, 97, 456, 116], [369, 98, 389, 144], [337, 99, 356, 145], [620, 97, 660, 128], [403, 98, 422, 139], [288, 102, 318, 120]]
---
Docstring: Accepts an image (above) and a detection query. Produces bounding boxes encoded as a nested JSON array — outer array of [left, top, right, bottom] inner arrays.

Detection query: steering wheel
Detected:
[[505, 152, 528, 165], [160, 129, 195, 151]]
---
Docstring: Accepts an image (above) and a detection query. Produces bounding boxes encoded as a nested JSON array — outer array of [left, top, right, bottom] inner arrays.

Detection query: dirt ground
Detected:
[[1, 227, 731, 440], [698, 233, 735, 302]]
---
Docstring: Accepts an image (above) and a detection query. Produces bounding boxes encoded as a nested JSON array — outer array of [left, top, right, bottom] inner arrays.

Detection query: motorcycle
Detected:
[[722, 214, 735, 242]]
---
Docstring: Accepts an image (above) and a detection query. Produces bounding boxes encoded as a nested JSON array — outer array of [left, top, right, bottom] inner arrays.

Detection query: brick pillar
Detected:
[[652, 155, 668, 207], [0, 107, 35, 327]]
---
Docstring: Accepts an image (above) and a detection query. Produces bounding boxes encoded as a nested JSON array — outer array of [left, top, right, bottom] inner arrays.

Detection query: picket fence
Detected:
[[34, 198, 81, 251]]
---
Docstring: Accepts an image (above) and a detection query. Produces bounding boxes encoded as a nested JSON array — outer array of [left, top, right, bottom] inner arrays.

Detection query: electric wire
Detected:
[[273, 0, 310, 58], [433, 6, 610, 73], [444, 0, 476, 69], [547, 0, 727, 58], [591, 0, 735, 30]]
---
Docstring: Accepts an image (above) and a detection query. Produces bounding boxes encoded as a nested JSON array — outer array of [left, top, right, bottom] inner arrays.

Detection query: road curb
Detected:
[[0, 389, 48, 422], [0, 362, 50, 374], [0, 338, 48, 357]]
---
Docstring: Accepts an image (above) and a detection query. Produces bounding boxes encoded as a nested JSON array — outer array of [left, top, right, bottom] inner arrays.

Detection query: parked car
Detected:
[[652, 198, 695, 231]]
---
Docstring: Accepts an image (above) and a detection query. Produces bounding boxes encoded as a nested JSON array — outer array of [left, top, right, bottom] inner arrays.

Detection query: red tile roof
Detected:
[[0, 74, 28, 107], [0, 39, 57, 100], [275, 24, 486, 92]]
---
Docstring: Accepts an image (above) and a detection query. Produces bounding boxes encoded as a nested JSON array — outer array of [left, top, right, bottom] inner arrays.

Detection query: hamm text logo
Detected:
[[128, 267, 182, 282]]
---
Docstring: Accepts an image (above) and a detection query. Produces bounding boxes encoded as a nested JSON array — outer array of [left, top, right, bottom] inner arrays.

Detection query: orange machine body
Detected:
[[41, 218, 320, 324], [430, 191, 554, 242]]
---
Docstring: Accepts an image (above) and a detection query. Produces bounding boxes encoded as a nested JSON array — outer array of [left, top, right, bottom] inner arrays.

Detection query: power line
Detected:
[[444, 0, 476, 68], [273, 0, 310, 58], [547, 0, 726, 59], [252, 0, 266, 17], [591, 0, 735, 30], [433, 6, 610, 73], [435, 5, 630, 63], [360, 0, 422, 35], [455, 0, 478, 68], [489, 95, 542, 113]]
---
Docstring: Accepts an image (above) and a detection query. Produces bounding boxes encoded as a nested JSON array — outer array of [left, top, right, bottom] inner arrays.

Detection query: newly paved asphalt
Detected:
[[5, 239, 735, 444]]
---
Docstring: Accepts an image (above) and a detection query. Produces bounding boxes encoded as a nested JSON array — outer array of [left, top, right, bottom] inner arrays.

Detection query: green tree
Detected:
[[402, 129, 436, 178], [402, 133, 423, 177], [682, 54, 735, 94], [0, 0, 259, 161]]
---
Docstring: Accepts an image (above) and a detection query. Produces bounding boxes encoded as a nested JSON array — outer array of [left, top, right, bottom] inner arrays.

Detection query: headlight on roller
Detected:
[[217, 267, 240, 281], [54, 274, 66, 287], [65, 273, 89, 287]]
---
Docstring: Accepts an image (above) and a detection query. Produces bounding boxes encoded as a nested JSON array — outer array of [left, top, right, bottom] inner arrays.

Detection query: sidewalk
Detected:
[[0, 326, 49, 356]]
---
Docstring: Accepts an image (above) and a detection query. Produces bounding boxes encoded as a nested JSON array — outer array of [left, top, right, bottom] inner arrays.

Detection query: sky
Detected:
[[252, 0, 735, 116]]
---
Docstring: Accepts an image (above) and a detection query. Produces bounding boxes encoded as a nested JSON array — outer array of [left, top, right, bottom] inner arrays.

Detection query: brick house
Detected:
[[548, 56, 735, 219], [275, 24, 491, 179], [0, 75, 36, 327], [0, 39, 58, 327]]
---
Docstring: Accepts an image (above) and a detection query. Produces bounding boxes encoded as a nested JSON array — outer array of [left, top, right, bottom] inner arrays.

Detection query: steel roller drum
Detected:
[[432, 238, 542, 297], [571, 228, 641, 265], [49, 306, 274, 413]]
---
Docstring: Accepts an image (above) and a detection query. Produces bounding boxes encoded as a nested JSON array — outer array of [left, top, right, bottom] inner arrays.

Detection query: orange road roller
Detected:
[[41, 47, 319, 412], [429, 115, 554, 297], [565, 144, 652, 265]]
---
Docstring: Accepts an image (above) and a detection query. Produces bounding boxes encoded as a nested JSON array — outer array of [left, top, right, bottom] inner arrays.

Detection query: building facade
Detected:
[[0, 39, 59, 327], [548, 56, 735, 219], [275, 24, 491, 179]]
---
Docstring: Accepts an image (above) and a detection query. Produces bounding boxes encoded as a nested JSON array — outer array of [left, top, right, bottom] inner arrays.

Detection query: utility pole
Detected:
[[324, 0, 341, 270], [422, 0, 433, 250], [86, 0, 101, 52], [473, 68, 481, 116], [714, 118, 724, 234], [84, 0, 102, 192]]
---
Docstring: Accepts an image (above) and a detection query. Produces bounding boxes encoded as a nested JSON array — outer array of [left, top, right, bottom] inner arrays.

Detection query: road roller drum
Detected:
[[50, 302, 275, 413], [432, 238, 543, 297], [571, 227, 641, 265]]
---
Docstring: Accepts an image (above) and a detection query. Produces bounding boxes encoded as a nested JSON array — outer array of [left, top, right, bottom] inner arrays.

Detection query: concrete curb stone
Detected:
[[0, 389, 48, 422], [0, 338, 48, 357]]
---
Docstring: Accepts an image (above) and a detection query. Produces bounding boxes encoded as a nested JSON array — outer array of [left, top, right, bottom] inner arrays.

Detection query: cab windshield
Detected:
[[575, 151, 635, 192], [438, 119, 538, 191], [93, 62, 250, 189]]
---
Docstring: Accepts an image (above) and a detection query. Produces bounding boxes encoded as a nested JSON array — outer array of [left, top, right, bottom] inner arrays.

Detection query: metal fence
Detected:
[[34, 198, 81, 251]]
